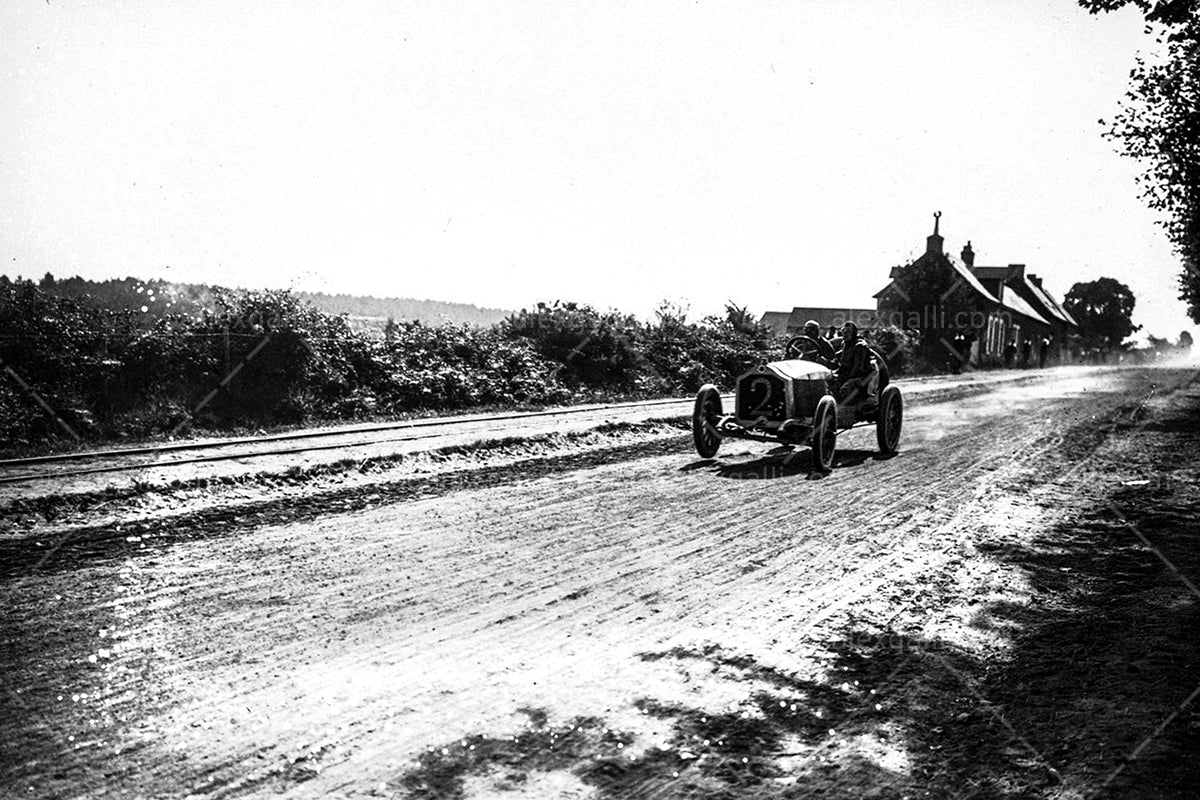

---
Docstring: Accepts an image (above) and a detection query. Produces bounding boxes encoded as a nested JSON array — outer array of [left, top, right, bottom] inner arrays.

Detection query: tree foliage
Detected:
[[1081, 0, 1200, 321], [0, 280, 794, 451], [879, 255, 981, 368], [1063, 277, 1141, 350], [501, 301, 648, 392], [1, 274, 952, 452]]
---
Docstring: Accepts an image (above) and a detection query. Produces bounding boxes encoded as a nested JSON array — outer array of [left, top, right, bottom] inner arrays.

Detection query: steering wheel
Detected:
[[785, 335, 821, 361]]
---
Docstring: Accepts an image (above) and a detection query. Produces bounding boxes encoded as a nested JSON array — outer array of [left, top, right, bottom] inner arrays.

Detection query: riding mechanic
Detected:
[[833, 321, 877, 404]]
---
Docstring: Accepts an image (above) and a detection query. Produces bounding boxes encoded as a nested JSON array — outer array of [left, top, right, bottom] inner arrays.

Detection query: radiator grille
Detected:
[[737, 373, 787, 421]]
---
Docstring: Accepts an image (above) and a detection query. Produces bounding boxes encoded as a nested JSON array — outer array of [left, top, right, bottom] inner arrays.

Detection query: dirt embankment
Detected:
[[2, 367, 1198, 800]]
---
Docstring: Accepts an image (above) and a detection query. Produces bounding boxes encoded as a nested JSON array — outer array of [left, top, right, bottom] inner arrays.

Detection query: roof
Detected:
[[969, 266, 1011, 281], [1000, 288, 1052, 326], [970, 263, 1080, 328], [943, 253, 1001, 304], [1026, 279, 1079, 327], [759, 311, 791, 335], [786, 307, 879, 329], [877, 252, 1000, 305]]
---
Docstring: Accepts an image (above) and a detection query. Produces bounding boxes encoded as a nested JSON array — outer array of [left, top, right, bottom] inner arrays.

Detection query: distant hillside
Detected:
[[297, 291, 512, 327], [1, 273, 513, 329], [4, 274, 215, 317]]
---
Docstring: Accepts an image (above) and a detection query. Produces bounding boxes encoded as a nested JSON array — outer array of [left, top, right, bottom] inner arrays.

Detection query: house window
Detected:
[[986, 316, 1003, 356]]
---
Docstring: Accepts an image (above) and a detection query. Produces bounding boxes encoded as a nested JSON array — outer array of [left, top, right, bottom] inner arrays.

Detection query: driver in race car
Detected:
[[800, 319, 836, 366], [834, 321, 878, 404]]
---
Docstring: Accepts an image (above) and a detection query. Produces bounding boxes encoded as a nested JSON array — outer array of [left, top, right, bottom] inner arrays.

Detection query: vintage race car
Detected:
[[691, 336, 903, 472]]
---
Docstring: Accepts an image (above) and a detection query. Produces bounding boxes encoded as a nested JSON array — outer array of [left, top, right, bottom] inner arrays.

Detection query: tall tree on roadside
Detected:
[[1079, 0, 1200, 322], [1064, 277, 1141, 351]]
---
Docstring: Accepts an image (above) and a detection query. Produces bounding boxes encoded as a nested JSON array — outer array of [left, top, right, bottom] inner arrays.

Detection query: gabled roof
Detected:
[[968, 266, 1011, 282], [969, 264, 1080, 329], [999, 289, 1052, 327], [873, 280, 898, 300], [877, 251, 1000, 305], [943, 253, 1000, 304], [1026, 280, 1079, 327]]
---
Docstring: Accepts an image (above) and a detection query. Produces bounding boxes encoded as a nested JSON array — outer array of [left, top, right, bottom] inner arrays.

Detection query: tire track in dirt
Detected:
[[1, 368, 1189, 799]]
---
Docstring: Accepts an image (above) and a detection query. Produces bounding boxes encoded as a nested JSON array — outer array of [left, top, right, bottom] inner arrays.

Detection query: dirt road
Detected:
[[3, 365, 1199, 799], [0, 367, 1055, 505]]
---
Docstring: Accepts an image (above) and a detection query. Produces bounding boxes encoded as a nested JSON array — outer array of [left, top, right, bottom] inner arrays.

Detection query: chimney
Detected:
[[1007, 263, 1026, 279], [926, 211, 944, 255], [961, 240, 975, 268], [1028, 273, 1043, 288]]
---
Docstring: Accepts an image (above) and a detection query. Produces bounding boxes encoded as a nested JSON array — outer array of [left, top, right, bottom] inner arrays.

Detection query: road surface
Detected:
[[3, 365, 1197, 799]]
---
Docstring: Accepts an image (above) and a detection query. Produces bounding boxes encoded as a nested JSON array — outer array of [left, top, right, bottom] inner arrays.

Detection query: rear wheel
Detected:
[[692, 384, 723, 459], [876, 385, 903, 454], [811, 395, 837, 472]]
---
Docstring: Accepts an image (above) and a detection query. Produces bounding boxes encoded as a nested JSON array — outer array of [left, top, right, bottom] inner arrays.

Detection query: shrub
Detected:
[[501, 302, 646, 392], [863, 325, 920, 376], [379, 322, 568, 412], [0, 277, 962, 453]]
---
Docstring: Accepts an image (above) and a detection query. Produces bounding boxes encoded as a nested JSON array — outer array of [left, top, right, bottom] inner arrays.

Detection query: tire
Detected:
[[810, 395, 837, 473], [876, 385, 903, 454], [692, 384, 723, 459]]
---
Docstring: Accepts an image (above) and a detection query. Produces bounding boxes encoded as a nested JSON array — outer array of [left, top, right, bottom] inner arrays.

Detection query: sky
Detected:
[[1, 0, 1195, 341]]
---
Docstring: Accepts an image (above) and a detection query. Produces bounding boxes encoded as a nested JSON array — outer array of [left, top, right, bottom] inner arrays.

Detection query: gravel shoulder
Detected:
[[2, 365, 1198, 800]]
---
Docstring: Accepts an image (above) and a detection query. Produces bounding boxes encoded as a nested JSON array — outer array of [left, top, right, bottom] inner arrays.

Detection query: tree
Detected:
[[1063, 277, 1141, 351], [1180, 330, 1194, 348], [1080, 1, 1200, 322], [501, 301, 646, 391], [880, 254, 980, 368]]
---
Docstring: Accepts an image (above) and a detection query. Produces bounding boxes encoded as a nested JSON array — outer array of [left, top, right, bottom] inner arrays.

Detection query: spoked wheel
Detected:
[[810, 395, 837, 473], [876, 385, 903, 454], [692, 384, 723, 459]]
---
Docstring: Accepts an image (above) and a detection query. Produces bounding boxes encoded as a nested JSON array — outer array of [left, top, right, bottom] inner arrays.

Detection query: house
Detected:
[[970, 262, 1080, 363], [758, 311, 793, 338], [874, 214, 1073, 367], [758, 307, 880, 338]]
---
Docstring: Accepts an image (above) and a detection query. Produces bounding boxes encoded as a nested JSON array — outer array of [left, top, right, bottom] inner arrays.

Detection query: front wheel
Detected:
[[810, 395, 837, 473], [693, 384, 723, 459], [876, 385, 903, 454]]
